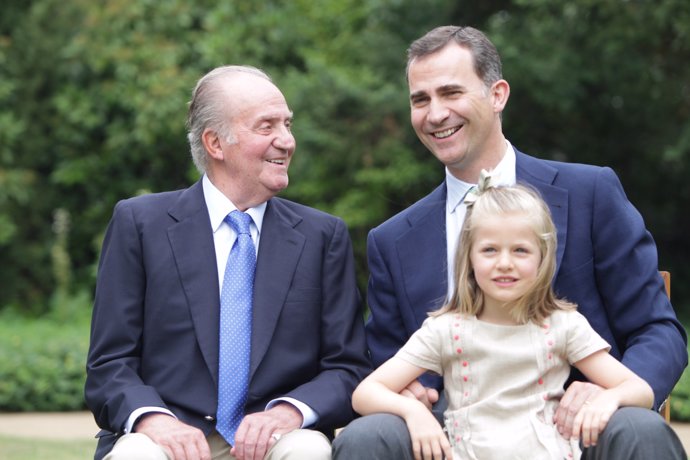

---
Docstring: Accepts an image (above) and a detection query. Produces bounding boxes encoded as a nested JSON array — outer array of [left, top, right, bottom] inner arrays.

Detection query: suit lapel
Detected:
[[249, 198, 305, 379], [167, 181, 221, 385], [515, 150, 569, 274], [396, 184, 449, 321]]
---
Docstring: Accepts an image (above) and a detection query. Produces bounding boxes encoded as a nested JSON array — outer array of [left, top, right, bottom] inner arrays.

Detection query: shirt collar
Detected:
[[446, 140, 517, 214], [202, 174, 266, 234]]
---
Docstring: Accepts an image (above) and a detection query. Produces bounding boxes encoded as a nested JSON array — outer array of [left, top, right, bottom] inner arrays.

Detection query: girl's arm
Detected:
[[352, 356, 452, 460], [572, 350, 654, 447]]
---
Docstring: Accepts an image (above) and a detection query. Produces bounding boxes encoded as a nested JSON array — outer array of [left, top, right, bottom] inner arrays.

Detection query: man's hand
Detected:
[[571, 391, 620, 448], [135, 413, 211, 460], [231, 403, 303, 460], [554, 381, 604, 439], [400, 380, 439, 411]]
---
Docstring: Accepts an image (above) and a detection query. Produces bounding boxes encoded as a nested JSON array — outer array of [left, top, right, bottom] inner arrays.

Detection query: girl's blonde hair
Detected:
[[433, 177, 575, 324]]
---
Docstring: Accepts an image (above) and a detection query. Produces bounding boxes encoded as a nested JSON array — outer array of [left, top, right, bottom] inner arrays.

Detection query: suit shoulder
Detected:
[[117, 189, 184, 207], [372, 184, 445, 235], [271, 197, 345, 227], [527, 154, 619, 190], [542, 157, 607, 175], [115, 190, 184, 212]]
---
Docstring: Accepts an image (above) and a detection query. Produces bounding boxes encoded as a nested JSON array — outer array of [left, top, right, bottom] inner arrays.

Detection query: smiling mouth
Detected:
[[494, 277, 517, 283], [432, 126, 461, 139], [267, 159, 286, 165]]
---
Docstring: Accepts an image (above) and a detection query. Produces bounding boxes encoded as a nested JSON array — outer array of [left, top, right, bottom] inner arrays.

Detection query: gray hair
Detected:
[[406, 26, 503, 89], [186, 65, 272, 174]]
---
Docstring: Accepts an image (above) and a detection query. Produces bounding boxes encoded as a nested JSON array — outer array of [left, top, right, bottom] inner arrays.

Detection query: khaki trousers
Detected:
[[104, 429, 331, 460]]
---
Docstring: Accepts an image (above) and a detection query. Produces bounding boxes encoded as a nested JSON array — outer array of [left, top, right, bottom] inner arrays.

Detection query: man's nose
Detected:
[[274, 126, 296, 151], [427, 98, 450, 124]]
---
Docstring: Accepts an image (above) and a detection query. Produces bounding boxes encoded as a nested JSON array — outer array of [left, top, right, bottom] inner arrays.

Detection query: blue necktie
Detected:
[[217, 210, 256, 445]]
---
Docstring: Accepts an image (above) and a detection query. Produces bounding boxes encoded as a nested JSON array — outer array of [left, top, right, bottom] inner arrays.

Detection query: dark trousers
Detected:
[[333, 406, 686, 460]]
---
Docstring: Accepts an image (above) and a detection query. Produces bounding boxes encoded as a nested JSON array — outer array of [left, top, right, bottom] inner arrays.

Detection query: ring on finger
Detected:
[[271, 433, 282, 442]]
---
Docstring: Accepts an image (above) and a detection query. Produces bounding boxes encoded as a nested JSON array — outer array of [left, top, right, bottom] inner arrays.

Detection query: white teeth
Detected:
[[433, 127, 459, 139], [267, 159, 285, 165]]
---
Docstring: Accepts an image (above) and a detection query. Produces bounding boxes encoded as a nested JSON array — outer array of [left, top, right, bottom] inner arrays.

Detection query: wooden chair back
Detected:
[[660, 270, 671, 423]]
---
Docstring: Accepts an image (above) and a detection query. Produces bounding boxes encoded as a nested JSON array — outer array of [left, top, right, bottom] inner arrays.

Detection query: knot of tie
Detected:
[[226, 210, 252, 235]]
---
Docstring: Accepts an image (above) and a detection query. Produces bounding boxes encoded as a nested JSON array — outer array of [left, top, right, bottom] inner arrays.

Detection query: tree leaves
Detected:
[[1, 0, 688, 312]]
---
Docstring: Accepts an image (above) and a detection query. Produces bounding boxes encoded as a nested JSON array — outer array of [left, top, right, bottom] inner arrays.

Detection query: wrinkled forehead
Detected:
[[221, 75, 292, 119], [407, 44, 483, 94]]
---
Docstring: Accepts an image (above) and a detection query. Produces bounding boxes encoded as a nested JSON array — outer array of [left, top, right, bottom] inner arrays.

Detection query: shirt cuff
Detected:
[[124, 407, 176, 434], [266, 397, 317, 428]]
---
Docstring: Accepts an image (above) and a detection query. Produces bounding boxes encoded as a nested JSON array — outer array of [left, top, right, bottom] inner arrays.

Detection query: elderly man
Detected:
[[86, 65, 371, 460]]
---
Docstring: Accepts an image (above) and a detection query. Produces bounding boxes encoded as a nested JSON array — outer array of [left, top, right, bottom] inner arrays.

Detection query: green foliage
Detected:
[[0, 0, 454, 308], [671, 333, 690, 421], [0, 0, 689, 314], [672, 369, 690, 421], [0, 307, 90, 411], [484, 0, 690, 304]]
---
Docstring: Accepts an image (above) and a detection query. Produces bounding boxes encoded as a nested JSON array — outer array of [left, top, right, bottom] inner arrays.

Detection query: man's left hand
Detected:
[[230, 403, 303, 460], [554, 381, 604, 439]]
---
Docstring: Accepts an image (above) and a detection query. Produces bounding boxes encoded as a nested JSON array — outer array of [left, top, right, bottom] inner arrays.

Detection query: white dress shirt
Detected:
[[445, 141, 517, 297]]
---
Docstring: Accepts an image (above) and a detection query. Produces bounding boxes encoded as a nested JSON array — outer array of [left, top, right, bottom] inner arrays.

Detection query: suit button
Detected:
[[204, 415, 215, 421]]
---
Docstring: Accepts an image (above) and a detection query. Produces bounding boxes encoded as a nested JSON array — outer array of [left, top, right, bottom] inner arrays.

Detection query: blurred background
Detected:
[[1, 0, 689, 441]]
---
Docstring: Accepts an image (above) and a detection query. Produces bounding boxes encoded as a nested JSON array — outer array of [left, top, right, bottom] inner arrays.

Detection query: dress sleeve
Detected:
[[566, 311, 611, 364], [395, 316, 445, 375]]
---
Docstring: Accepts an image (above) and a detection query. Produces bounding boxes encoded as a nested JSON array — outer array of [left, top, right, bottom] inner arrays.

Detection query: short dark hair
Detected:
[[406, 26, 503, 88]]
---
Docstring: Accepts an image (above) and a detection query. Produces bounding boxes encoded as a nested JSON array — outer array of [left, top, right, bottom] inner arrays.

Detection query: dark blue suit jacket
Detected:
[[85, 180, 371, 458], [365, 149, 686, 410]]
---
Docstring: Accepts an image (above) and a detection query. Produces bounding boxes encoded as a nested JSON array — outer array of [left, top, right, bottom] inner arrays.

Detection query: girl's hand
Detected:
[[405, 405, 452, 460], [571, 392, 620, 448]]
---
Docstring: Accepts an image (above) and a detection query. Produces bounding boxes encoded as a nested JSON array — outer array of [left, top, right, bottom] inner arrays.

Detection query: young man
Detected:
[[333, 26, 686, 460]]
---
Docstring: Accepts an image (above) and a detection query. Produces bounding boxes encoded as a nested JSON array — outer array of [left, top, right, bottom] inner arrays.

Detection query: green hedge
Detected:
[[0, 309, 89, 411], [1, 307, 690, 421]]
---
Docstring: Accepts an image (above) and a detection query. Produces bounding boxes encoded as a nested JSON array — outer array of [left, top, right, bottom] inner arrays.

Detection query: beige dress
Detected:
[[396, 309, 610, 460]]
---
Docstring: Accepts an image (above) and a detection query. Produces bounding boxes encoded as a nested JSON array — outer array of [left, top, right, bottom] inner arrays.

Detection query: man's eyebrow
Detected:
[[409, 90, 427, 100], [438, 83, 464, 92], [410, 84, 466, 100], [257, 110, 294, 121]]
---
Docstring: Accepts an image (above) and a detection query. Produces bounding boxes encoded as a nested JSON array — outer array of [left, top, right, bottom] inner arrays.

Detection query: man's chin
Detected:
[[267, 178, 289, 195]]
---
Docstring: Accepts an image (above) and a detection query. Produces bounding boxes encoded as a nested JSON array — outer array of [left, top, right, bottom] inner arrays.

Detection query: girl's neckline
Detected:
[[471, 314, 526, 328]]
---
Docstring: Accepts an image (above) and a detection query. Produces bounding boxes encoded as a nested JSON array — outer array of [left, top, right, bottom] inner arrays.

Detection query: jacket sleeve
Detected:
[[589, 167, 687, 409], [84, 200, 168, 433]]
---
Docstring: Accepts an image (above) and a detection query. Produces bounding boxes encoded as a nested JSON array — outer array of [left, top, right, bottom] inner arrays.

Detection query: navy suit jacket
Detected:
[[85, 180, 371, 458], [366, 148, 687, 410]]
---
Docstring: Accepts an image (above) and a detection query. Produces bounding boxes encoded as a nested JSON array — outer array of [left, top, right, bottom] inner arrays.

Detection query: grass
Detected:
[[0, 435, 95, 460]]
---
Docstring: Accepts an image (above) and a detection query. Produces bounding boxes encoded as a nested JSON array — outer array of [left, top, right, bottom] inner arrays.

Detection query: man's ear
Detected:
[[491, 79, 510, 113], [202, 128, 224, 161]]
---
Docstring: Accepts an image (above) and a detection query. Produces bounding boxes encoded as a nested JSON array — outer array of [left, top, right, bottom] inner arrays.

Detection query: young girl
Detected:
[[352, 173, 654, 460]]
